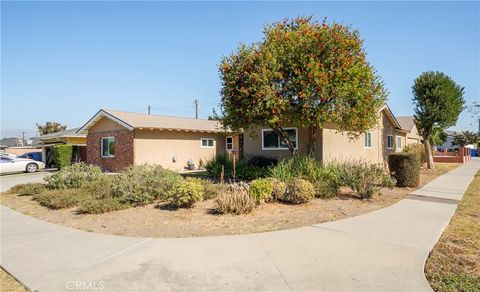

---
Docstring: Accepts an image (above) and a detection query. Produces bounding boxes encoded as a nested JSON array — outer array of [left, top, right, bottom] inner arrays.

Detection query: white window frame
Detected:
[[396, 136, 402, 149], [364, 132, 372, 149], [226, 136, 233, 151], [261, 128, 298, 151], [101, 136, 115, 158], [387, 134, 394, 149], [200, 138, 215, 148]]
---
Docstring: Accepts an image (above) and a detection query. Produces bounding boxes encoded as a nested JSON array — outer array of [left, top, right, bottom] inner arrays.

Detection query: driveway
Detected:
[[0, 172, 50, 192], [1, 158, 479, 292]]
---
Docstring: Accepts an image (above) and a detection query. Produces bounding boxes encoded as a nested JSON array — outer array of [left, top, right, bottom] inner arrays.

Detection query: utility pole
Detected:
[[147, 105, 151, 115], [22, 131, 25, 146], [194, 99, 200, 119]]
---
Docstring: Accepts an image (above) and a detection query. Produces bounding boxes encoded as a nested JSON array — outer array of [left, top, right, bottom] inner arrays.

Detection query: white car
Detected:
[[0, 156, 45, 174]]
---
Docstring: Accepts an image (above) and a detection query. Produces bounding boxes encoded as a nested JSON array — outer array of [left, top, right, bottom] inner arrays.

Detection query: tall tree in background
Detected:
[[453, 131, 480, 147], [219, 17, 386, 154], [412, 71, 465, 169], [36, 121, 67, 135]]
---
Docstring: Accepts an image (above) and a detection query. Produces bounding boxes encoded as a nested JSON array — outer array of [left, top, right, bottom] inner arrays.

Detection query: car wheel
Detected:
[[26, 163, 38, 173]]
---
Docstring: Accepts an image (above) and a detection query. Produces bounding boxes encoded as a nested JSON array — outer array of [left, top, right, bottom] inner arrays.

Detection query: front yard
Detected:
[[0, 162, 459, 237]]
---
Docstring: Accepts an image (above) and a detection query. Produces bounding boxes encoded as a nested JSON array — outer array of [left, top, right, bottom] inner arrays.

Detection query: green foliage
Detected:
[[282, 178, 315, 204], [77, 197, 128, 214], [205, 154, 270, 180], [112, 165, 182, 206], [167, 178, 204, 208], [36, 121, 66, 135], [431, 127, 447, 147], [313, 165, 342, 199], [45, 162, 103, 189], [214, 186, 256, 215], [53, 144, 73, 169], [220, 17, 386, 154], [266, 178, 287, 201], [341, 161, 396, 199], [81, 175, 115, 199], [199, 179, 219, 200], [33, 189, 88, 209], [403, 144, 426, 164], [249, 178, 273, 204], [8, 183, 46, 195], [453, 131, 480, 147], [388, 153, 420, 187]]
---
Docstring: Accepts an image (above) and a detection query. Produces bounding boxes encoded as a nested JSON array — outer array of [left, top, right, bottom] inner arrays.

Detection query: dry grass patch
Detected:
[[425, 170, 480, 291], [1, 268, 27, 292]]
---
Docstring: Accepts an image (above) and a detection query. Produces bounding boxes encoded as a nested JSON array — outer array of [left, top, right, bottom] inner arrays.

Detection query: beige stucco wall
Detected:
[[89, 117, 127, 133], [406, 124, 421, 144], [133, 129, 226, 170]]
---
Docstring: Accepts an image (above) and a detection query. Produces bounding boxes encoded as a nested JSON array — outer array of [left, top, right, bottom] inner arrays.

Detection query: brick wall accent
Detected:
[[86, 130, 134, 172]]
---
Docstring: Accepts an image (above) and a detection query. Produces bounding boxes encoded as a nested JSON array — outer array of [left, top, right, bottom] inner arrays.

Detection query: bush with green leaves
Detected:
[[199, 179, 219, 200], [33, 189, 88, 209], [403, 144, 426, 164], [266, 178, 287, 201], [81, 175, 115, 199], [341, 161, 396, 199], [77, 197, 128, 214], [44, 162, 104, 189], [167, 177, 204, 208], [313, 165, 342, 199], [282, 178, 315, 204], [214, 186, 256, 215], [8, 183, 46, 195], [249, 178, 273, 204], [205, 154, 270, 180], [388, 153, 420, 187], [112, 165, 182, 206], [53, 144, 73, 169]]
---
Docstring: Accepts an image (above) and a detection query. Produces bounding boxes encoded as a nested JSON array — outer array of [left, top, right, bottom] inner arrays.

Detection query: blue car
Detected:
[[17, 152, 42, 162]]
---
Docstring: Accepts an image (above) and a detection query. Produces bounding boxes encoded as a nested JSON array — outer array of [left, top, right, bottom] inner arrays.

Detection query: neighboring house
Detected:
[[0, 137, 23, 147], [38, 128, 87, 167], [437, 130, 457, 151], [396, 116, 421, 145], [78, 109, 229, 172]]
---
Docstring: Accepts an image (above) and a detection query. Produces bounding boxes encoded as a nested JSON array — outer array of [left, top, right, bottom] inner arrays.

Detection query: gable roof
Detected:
[[396, 116, 416, 132], [378, 104, 405, 131], [78, 109, 226, 134]]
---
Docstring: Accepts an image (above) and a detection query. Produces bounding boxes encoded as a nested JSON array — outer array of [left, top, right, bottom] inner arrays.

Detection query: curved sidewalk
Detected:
[[1, 158, 479, 292]]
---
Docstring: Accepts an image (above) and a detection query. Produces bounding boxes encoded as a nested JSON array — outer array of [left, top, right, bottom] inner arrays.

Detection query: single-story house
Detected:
[[77, 109, 230, 172], [38, 128, 87, 167], [396, 116, 421, 145]]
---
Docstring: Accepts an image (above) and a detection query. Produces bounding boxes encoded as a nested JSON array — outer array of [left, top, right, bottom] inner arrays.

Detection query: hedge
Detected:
[[53, 144, 73, 169], [388, 153, 420, 187]]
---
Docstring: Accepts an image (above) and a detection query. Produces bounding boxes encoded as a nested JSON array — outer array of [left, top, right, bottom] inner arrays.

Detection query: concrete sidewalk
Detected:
[[1, 158, 479, 292]]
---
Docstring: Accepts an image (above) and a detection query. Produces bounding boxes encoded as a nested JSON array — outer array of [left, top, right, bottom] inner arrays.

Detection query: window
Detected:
[[201, 138, 214, 148], [387, 134, 394, 149], [397, 136, 402, 149], [364, 132, 372, 148], [0, 157, 13, 163], [262, 128, 297, 150], [101, 137, 115, 157], [226, 136, 233, 151]]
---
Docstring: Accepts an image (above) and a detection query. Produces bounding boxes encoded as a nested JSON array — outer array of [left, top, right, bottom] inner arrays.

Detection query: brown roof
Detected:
[[396, 116, 415, 131], [79, 109, 226, 133]]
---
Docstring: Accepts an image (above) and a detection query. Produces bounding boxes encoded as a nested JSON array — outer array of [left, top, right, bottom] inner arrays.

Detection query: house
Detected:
[[38, 128, 87, 167], [396, 116, 421, 145], [77, 109, 230, 172]]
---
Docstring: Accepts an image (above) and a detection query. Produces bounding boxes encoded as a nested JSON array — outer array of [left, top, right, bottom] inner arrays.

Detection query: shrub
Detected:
[[404, 144, 426, 164], [205, 155, 270, 180], [282, 179, 315, 204], [249, 178, 273, 204], [167, 177, 204, 208], [341, 161, 396, 199], [313, 166, 342, 199], [226, 181, 250, 193], [214, 187, 256, 215], [270, 155, 320, 182], [388, 153, 420, 187], [266, 178, 287, 201], [112, 165, 182, 206], [8, 183, 46, 195], [77, 197, 128, 214], [33, 189, 88, 209], [53, 144, 73, 169], [44, 162, 104, 190], [199, 179, 219, 200], [246, 156, 278, 167], [81, 175, 114, 199]]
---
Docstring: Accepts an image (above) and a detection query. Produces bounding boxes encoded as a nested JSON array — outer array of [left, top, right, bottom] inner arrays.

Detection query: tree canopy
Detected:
[[219, 17, 387, 154], [453, 131, 480, 147], [36, 121, 67, 135], [412, 71, 465, 169]]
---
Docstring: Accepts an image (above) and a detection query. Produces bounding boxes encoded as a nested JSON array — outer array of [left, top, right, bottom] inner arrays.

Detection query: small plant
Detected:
[[52, 144, 73, 169], [388, 153, 420, 187], [341, 161, 396, 199], [33, 189, 88, 209], [214, 188, 256, 215], [199, 179, 219, 200], [81, 175, 114, 199], [168, 178, 204, 208], [270, 155, 320, 182], [249, 178, 273, 204], [44, 162, 104, 189], [313, 166, 341, 199], [266, 178, 287, 201], [282, 178, 315, 204], [205, 154, 270, 180], [77, 197, 128, 214], [8, 183, 46, 195]]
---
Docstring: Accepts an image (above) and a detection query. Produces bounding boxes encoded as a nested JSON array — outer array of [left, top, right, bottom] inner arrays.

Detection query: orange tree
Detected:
[[219, 17, 386, 154]]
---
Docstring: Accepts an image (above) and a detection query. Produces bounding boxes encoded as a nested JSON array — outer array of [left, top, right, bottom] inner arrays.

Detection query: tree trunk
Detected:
[[271, 125, 296, 155], [424, 136, 435, 170], [308, 126, 317, 155]]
